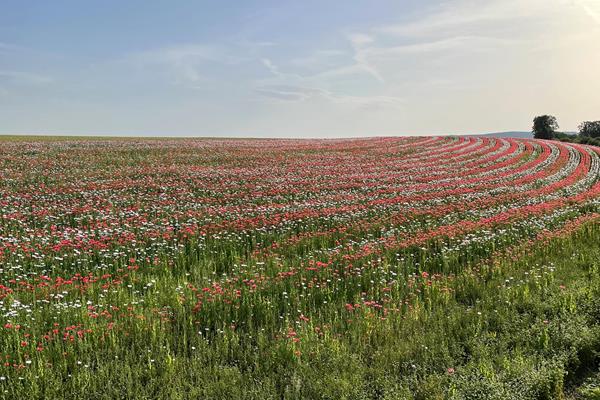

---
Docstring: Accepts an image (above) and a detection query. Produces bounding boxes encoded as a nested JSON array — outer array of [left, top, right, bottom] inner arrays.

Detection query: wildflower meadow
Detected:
[[1, 135, 600, 399]]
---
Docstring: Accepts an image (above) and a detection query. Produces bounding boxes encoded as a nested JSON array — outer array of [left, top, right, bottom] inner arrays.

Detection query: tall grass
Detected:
[[0, 220, 599, 399]]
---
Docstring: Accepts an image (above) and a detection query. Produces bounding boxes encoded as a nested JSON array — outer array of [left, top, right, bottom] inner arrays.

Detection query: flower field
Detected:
[[2, 135, 600, 399]]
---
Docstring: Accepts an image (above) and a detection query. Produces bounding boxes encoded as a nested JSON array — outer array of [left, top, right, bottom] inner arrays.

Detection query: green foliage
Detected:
[[578, 376, 600, 400], [577, 136, 600, 146], [579, 122, 600, 139], [3, 221, 600, 398], [544, 125, 600, 147], [554, 131, 579, 143], [533, 115, 559, 139]]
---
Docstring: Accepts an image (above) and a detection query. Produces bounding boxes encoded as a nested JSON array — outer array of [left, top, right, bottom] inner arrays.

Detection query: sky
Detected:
[[1, 0, 600, 137]]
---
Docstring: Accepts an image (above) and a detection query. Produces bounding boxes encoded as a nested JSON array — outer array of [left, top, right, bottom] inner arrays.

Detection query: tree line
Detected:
[[532, 115, 600, 146]]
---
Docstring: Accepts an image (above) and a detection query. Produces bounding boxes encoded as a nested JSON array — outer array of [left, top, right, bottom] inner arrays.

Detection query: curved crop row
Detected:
[[1, 136, 600, 396]]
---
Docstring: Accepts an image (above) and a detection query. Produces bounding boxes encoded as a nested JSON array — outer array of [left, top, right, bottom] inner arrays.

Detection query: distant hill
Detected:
[[480, 131, 532, 139], [477, 131, 578, 139]]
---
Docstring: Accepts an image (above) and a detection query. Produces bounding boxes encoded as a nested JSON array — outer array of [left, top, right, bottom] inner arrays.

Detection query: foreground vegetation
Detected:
[[3, 214, 600, 399], [1, 136, 600, 399]]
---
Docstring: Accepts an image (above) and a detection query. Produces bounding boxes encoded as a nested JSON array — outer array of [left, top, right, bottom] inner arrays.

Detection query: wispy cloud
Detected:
[[261, 58, 283, 77], [0, 70, 53, 85], [0, 70, 53, 97], [362, 35, 517, 60], [332, 94, 404, 110], [122, 43, 250, 86], [286, 34, 385, 83], [128, 44, 225, 83], [0, 42, 24, 54], [321, 1, 541, 86], [289, 50, 346, 70], [576, 0, 600, 24], [347, 33, 374, 47], [255, 84, 326, 101], [345, 33, 385, 83], [255, 84, 403, 110], [375, 0, 548, 38], [321, 0, 591, 97]]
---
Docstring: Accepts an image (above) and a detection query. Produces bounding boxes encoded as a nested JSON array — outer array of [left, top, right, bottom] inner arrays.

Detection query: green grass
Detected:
[[1, 135, 599, 399], [1, 221, 600, 399]]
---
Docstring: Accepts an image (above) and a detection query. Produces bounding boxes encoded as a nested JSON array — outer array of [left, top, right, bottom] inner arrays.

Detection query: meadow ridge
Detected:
[[1, 135, 600, 399]]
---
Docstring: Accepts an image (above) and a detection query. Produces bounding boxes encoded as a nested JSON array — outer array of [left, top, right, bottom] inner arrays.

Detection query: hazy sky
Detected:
[[1, 0, 600, 137]]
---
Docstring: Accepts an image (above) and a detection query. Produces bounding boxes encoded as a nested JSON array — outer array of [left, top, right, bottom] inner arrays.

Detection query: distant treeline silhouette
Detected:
[[533, 115, 600, 146]]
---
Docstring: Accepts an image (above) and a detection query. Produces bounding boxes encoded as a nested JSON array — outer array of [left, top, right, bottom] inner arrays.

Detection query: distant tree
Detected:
[[553, 131, 578, 142], [532, 115, 558, 140], [578, 121, 600, 138]]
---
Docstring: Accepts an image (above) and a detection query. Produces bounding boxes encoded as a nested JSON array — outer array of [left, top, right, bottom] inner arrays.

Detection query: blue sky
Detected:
[[1, 0, 600, 137]]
